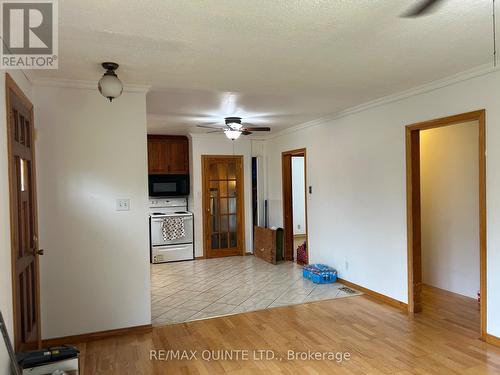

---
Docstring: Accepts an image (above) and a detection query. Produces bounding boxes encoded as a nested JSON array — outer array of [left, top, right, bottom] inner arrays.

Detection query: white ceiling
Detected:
[[32, 0, 494, 134]]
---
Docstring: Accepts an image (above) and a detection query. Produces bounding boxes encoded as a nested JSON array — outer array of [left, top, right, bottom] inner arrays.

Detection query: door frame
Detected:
[[282, 148, 308, 263], [405, 109, 486, 339], [201, 155, 246, 258], [5, 73, 42, 350]]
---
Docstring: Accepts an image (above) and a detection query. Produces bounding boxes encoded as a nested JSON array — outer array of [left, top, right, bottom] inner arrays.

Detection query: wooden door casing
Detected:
[[202, 155, 245, 258], [281, 148, 308, 263], [5, 73, 41, 351], [282, 154, 293, 260], [405, 110, 487, 339]]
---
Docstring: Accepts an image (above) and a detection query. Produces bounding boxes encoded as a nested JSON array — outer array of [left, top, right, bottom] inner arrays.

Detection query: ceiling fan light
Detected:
[[228, 122, 243, 130], [98, 62, 123, 102], [224, 129, 241, 140]]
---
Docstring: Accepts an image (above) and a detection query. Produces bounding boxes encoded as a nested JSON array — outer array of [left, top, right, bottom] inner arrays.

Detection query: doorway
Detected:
[[202, 155, 245, 258], [282, 148, 308, 263], [406, 110, 486, 339], [5, 74, 42, 351]]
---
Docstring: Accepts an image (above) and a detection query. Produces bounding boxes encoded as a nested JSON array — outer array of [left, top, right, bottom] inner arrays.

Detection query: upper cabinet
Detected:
[[147, 135, 189, 175]]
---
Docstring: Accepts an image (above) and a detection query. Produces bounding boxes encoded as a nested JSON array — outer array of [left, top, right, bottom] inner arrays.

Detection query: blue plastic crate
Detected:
[[303, 264, 337, 284]]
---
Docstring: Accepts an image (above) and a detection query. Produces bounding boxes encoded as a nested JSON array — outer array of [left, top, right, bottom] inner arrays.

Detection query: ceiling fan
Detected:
[[197, 117, 271, 140], [402, 0, 444, 17]]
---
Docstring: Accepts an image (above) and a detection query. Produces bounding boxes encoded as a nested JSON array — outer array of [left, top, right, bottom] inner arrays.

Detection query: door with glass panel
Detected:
[[202, 156, 245, 258], [6, 74, 41, 351]]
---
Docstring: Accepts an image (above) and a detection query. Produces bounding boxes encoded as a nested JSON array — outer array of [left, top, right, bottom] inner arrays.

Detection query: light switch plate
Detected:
[[116, 199, 130, 211]]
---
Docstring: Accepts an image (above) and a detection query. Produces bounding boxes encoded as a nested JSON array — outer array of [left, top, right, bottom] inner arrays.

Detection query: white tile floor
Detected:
[[151, 256, 362, 326]]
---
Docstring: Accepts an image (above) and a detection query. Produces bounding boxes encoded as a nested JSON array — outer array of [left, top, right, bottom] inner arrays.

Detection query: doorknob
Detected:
[[34, 249, 44, 256]]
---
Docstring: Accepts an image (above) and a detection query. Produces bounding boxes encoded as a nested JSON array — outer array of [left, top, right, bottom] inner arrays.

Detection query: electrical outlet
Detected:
[[116, 199, 130, 211]]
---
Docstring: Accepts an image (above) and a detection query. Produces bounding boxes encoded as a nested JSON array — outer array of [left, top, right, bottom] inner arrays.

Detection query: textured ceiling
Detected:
[[32, 0, 494, 134]]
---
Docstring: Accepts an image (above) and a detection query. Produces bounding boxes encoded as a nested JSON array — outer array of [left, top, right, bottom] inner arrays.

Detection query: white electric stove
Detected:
[[149, 197, 194, 263]]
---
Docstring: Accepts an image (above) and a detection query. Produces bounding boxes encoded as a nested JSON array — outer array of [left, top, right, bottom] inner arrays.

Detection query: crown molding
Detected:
[[31, 77, 151, 93], [267, 63, 499, 140]]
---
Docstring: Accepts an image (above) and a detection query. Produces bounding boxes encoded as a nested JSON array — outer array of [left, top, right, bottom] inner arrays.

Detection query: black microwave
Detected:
[[148, 174, 190, 197]]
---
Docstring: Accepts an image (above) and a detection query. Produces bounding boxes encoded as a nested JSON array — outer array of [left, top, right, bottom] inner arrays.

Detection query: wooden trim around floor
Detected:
[[337, 278, 408, 311], [405, 109, 487, 340], [41, 324, 153, 347], [195, 256, 205, 260], [486, 334, 500, 347]]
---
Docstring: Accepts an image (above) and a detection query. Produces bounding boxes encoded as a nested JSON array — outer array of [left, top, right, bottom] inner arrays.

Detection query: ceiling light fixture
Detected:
[[98, 62, 123, 102], [228, 122, 243, 130], [224, 129, 242, 140]]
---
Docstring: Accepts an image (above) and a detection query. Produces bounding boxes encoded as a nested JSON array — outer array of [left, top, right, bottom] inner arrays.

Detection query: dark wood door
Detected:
[[6, 74, 41, 351], [202, 156, 245, 258]]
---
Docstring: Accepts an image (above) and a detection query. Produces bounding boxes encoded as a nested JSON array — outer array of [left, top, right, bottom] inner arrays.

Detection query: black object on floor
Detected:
[[16, 345, 80, 369]]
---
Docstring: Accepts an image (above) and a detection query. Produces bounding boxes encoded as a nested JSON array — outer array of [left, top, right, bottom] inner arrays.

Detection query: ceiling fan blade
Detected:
[[197, 123, 224, 129], [401, 0, 443, 18], [206, 130, 224, 133], [243, 127, 271, 132], [241, 131, 253, 135]]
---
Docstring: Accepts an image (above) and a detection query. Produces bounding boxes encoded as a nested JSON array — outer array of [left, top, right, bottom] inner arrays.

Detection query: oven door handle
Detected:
[[151, 216, 192, 221]]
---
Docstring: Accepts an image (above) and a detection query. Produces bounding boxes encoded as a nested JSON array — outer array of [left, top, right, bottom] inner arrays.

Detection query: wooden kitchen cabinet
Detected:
[[147, 135, 189, 174]]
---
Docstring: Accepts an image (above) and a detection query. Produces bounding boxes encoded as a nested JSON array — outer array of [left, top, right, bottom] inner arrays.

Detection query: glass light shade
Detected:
[[224, 129, 242, 140], [228, 122, 243, 130], [98, 73, 123, 102]]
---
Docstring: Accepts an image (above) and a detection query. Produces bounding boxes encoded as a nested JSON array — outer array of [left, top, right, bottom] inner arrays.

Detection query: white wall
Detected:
[[420, 122, 479, 298], [34, 85, 151, 339], [189, 136, 262, 256], [292, 156, 306, 235], [0, 71, 32, 375], [265, 68, 500, 337]]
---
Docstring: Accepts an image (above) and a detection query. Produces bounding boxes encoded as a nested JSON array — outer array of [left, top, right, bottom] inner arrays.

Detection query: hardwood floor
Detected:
[[421, 284, 480, 334], [77, 286, 500, 374]]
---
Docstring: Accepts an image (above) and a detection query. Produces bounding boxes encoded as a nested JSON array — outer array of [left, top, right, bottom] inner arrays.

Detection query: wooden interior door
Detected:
[[282, 149, 308, 262], [202, 156, 245, 258], [282, 153, 293, 260], [6, 74, 42, 351]]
